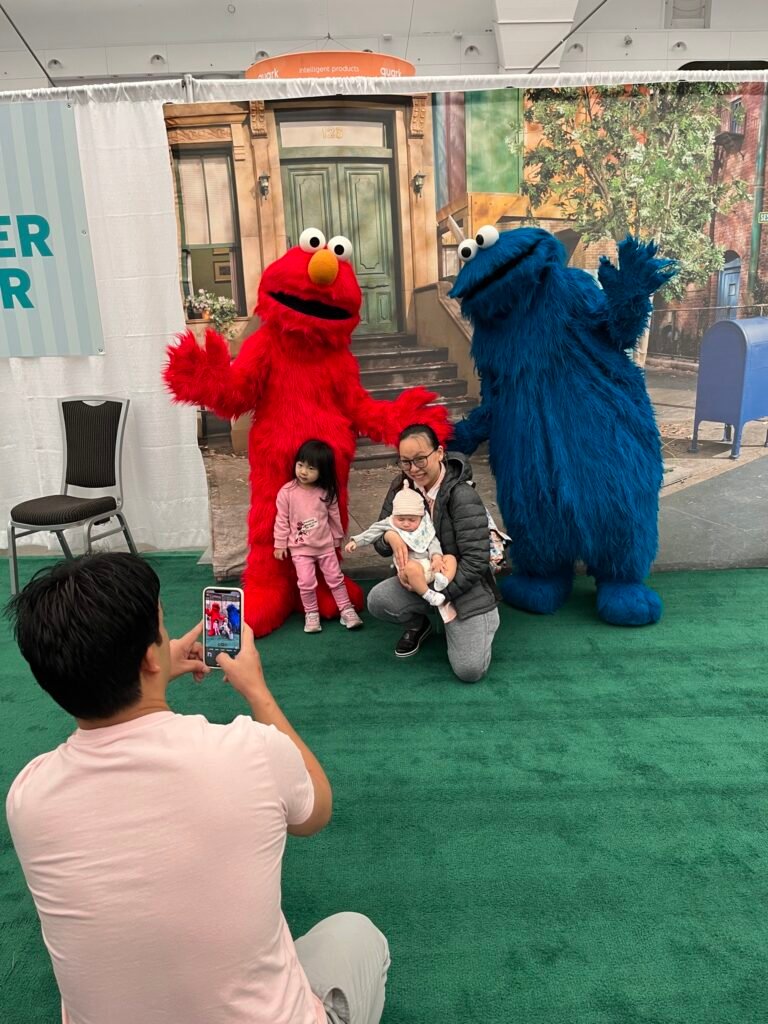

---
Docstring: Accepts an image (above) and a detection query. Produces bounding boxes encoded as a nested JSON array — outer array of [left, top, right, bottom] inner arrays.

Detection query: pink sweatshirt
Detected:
[[274, 480, 344, 553]]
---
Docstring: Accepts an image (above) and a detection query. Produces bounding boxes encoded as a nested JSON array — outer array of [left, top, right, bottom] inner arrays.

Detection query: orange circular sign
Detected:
[[245, 51, 416, 80]]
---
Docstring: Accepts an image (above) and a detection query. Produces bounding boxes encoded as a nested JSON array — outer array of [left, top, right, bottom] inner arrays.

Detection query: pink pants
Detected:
[[292, 550, 352, 614]]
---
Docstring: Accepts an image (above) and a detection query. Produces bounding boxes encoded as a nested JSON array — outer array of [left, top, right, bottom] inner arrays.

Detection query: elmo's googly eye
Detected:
[[299, 228, 326, 252], [475, 225, 499, 249], [327, 236, 353, 261], [458, 239, 478, 262]]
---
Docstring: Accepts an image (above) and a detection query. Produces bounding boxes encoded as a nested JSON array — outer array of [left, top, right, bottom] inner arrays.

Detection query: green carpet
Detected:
[[1, 556, 767, 1024]]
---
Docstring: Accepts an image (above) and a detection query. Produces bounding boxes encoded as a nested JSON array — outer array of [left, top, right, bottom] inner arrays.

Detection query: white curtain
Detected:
[[0, 98, 209, 553]]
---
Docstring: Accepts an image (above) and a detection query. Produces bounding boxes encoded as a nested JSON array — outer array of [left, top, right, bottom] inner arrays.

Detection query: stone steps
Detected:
[[199, 331, 477, 470], [354, 346, 450, 370]]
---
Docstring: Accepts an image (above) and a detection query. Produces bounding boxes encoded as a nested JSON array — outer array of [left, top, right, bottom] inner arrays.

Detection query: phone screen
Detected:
[[203, 588, 243, 667]]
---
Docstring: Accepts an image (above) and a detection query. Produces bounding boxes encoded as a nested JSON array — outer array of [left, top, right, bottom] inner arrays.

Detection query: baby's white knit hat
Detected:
[[392, 488, 426, 517]]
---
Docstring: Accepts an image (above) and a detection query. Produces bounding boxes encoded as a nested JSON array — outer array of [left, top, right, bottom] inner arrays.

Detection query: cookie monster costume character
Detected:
[[450, 226, 676, 626], [165, 228, 449, 636]]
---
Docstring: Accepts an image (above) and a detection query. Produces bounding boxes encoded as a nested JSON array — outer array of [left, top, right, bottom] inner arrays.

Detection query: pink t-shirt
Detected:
[[274, 481, 343, 553], [6, 711, 326, 1024]]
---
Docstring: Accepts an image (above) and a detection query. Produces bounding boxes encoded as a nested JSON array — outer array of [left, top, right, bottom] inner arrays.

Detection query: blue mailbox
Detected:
[[690, 317, 768, 459]]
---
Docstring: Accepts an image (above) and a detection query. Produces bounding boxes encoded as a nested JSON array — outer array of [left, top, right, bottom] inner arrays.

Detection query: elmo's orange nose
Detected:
[[308, 248, 339, 286]]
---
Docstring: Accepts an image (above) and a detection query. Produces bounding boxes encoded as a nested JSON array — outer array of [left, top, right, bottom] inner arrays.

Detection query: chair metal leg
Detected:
[[56, 531, 74, 559], [689, 420, 700, 453], [117, 513, 139, 556], [8, 522, 19, 596], [730, 425, 744, 460]]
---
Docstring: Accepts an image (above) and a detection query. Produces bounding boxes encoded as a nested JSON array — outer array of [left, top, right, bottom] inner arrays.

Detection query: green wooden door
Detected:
[[283, 160, 399, 335]]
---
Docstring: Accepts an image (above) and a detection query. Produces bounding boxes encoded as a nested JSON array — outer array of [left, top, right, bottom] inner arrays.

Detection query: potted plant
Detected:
[[185, 289, 238, 338]]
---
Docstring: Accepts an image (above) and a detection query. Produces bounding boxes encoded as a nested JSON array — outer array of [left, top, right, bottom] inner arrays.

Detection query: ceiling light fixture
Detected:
[[150, 53, 166, 65], [47, 58, 62, 70]]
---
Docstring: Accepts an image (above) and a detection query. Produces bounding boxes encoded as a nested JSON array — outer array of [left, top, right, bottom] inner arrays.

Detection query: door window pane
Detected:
[[280, 120, 386, 149]]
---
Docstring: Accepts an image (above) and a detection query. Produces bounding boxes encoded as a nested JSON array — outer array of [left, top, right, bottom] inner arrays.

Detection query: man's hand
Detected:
[[274, 547, 287, 560], [345, 539, 357, 553], [169, 621, 209, 683], [384, 530, 409, 572], [216, 622, 269, 703]]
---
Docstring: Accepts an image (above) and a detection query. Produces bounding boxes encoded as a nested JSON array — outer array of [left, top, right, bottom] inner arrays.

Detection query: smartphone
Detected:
[[202, 587, 244, 668]]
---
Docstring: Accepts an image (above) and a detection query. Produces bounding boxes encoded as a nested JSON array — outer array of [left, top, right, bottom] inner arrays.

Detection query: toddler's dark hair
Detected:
[[294, 439, 339, 505]]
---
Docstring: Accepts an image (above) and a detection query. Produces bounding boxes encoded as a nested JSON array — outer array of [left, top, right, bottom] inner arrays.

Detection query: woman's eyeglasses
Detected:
[[397, 449, 437, 471]]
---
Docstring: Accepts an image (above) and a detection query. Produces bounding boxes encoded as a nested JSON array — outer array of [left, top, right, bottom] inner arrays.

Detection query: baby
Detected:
[[345, 488, 457, 607]]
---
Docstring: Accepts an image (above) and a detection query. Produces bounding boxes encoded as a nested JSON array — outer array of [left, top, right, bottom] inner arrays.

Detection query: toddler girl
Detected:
[[345, 488, 457, 607], [274, 440, 363, 633]]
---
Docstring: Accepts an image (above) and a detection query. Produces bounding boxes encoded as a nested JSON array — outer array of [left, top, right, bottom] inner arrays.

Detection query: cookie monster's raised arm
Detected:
[[597, 236, 678, 350]]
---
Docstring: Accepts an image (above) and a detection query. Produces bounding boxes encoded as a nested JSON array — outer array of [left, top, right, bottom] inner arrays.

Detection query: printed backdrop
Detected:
[[167, 81, 768, 571]]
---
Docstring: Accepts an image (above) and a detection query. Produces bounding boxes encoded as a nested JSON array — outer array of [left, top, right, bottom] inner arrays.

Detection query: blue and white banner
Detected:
[[0, 101, 104, 357]]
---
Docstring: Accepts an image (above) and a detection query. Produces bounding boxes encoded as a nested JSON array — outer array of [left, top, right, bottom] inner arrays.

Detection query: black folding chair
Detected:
[[8, 396, 138, 595]]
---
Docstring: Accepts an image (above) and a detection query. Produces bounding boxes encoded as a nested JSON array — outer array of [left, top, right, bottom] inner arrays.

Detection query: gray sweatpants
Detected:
[[366, 576, 500, 683], [295, 912, 390, 1024]]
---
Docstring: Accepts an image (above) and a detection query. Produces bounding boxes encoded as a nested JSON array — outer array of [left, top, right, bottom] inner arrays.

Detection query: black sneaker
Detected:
[[395, 618, 432, 658]]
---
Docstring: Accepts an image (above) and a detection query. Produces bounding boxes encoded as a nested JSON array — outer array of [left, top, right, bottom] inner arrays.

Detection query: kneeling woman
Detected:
[[366, 424, 500, 683]]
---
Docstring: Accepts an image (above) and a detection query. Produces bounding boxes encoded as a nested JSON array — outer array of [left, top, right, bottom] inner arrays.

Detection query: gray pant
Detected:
[[367, 576, 500, 683], [296, 913, 390, 1024]]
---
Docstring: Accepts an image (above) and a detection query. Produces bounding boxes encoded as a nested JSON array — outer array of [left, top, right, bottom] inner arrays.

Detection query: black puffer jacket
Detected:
[[373, 452, 500, 620]]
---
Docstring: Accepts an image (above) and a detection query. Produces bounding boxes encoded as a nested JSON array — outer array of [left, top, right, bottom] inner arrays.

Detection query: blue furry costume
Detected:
[[450, 227, 676, 626]]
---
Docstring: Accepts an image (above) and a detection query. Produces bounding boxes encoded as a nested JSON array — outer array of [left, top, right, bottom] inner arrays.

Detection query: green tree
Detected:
[[514, 84, 750, 297]]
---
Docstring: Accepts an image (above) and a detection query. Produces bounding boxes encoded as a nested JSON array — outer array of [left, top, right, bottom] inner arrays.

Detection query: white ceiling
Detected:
[[1, 0, 766, 90], [6, 0, 497, 49]]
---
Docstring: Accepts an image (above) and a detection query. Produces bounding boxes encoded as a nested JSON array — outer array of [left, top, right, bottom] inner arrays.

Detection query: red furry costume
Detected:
[[164, 235, 449, 636], [205, 602, 225, 636]]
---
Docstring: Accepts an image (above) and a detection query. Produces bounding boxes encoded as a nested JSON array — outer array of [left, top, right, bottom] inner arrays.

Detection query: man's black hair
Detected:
[[5, 553, 162, 720]]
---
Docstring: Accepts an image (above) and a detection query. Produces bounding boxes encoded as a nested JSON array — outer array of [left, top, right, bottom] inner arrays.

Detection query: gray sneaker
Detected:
[[340, 608, 363, 630]]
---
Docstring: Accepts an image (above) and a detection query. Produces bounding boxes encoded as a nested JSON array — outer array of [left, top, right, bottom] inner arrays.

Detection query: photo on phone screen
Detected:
[[203, 587, 243, 667]]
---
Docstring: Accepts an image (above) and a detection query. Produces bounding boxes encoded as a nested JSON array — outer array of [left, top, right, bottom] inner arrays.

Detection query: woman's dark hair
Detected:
[[294, 439, 339, 505], [398, 423, 440, 448], [5, 553, 162, 720]]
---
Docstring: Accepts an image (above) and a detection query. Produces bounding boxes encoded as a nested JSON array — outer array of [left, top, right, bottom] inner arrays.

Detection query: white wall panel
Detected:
[[166, 42, 265, 74], [586, 32, 670, 62], [663, 31, 731, 60], [460, 33, 499, 64], [729, 30, 768, 57], [0, 49, 46, 78], [40, 48, 109, 77], [0, 76, 48, 93], [106, 46, 170, 75]]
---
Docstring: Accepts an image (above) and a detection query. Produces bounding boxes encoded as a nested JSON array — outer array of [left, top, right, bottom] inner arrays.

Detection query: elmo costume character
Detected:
[[165, 228, 449, 636], [206, 602, 225, 636]]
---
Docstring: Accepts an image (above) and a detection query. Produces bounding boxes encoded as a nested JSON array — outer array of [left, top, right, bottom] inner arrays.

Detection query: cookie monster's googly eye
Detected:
[[458, 239, 478, 262], [327, 236, 353, 262], [475, 225, 499, 249], [299, 228, 326, 252]]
